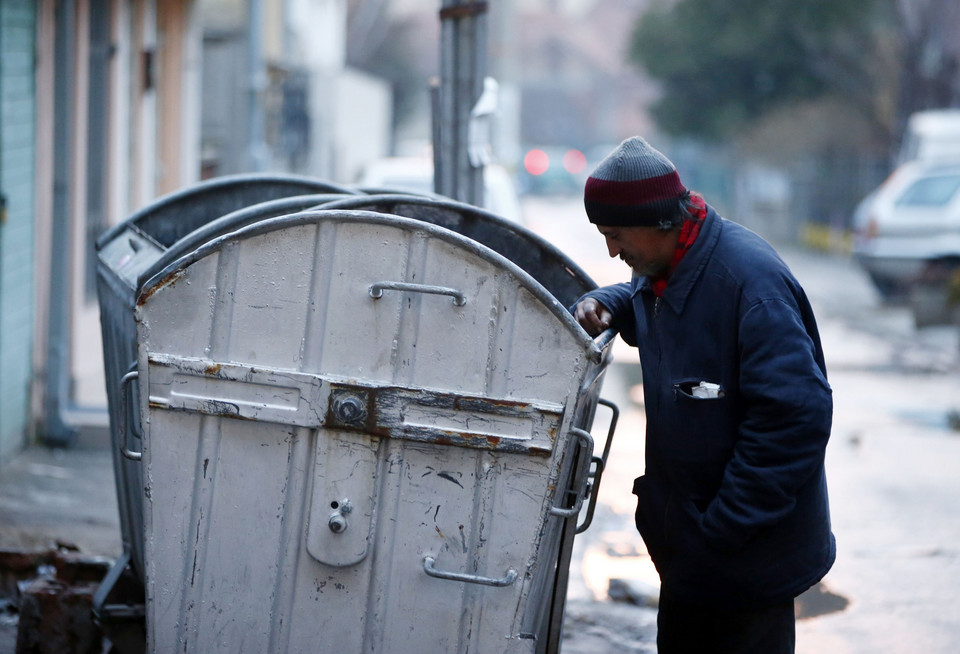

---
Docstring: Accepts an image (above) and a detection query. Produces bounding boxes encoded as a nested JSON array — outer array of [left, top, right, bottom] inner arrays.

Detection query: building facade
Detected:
[[0, 0, 202, 460], [0, 0, 38, 464]]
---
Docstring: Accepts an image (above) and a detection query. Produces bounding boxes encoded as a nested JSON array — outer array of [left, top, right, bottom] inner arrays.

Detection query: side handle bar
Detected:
[[119, 369, 142, 461], [576, 398, 619, 534], [549, 428, 594, 518]]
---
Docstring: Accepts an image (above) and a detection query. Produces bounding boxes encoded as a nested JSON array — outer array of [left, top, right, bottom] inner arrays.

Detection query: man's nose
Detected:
[[605, 238, 620, 258]]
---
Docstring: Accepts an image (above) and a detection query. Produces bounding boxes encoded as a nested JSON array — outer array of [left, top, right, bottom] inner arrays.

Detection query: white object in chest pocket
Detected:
[[676, 380, 725, 399]]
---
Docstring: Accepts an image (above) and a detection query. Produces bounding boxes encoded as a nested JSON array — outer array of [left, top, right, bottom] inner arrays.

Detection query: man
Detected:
[[573, 137, 835, 653]]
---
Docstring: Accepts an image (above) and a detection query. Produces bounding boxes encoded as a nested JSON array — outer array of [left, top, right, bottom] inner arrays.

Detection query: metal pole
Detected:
[[435, 0, 487, 206], [43, 0, 79, 446], [430, 77, 443, 194], [247, 0, 268, 172]]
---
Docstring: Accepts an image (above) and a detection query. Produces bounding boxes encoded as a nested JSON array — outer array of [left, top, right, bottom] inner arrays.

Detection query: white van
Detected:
[[853, 109, 960, 300], [897, 110, 960, 165]]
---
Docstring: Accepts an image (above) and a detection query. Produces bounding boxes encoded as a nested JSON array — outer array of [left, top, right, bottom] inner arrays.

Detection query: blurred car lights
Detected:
[[524, 149, 550, 176], [562, 149, 587, 175], [520, 146, 589, 196]]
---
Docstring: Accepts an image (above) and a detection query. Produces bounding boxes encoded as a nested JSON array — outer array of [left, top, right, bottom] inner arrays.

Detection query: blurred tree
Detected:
[[629, 0, 898, 147], [895, 0, 960, 131]]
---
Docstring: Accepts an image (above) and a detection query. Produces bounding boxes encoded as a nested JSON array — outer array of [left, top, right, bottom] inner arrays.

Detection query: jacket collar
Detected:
[[635, 205, 722, 315]]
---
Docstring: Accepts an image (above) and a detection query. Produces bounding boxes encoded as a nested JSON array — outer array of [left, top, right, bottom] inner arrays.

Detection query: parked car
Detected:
[[897, 109, 960, 165], [355, 157, 524, 225], [853, 160, 960, 317]]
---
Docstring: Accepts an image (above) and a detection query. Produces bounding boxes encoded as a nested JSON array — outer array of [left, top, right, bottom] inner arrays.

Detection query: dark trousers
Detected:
[[656, 594, 796, 654]]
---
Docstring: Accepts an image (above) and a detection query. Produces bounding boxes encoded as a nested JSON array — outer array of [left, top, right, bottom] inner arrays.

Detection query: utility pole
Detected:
[[434, 0, 488, 206], [247, 0, 269, 172], [44, 0, 79, 446]]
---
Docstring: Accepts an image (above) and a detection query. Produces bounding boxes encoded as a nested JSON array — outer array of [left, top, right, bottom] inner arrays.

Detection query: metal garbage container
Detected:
[[93, 174, 358, 648], [131, 209, 615, 653]]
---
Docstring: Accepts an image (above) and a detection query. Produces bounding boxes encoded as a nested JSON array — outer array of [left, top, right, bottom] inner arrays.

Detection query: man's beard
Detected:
[[625, 257, 669, 278]]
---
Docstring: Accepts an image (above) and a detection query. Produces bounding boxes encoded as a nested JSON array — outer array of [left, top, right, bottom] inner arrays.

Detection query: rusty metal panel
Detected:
[[145, 354, 564, 453], [136, 210, 609, 652]]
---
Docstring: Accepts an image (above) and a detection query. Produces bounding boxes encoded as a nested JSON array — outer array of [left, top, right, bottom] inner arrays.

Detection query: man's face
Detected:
[[597, 224, 679, 277]]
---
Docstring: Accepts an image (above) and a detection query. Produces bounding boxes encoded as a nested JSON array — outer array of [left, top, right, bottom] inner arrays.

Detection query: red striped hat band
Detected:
[[584, 171, 685, 206]]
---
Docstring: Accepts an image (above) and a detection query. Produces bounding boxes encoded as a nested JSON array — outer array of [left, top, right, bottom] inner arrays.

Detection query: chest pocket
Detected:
[[665, 378, 736, 468]]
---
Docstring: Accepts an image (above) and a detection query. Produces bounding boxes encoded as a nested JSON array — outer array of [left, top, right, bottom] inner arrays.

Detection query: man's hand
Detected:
[[574, 297, 613, 336]]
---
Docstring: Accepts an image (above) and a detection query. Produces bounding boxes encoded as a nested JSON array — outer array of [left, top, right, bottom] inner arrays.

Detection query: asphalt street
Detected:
[[2, 196, 959, 652]]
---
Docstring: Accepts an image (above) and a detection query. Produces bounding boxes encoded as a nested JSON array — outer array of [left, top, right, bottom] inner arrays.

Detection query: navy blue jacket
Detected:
[[582, 207, 835, 607]]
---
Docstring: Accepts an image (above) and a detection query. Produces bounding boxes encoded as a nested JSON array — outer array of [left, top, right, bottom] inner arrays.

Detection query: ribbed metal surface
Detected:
[[95, 176, 359, 589], [136, 211, 611, 653]]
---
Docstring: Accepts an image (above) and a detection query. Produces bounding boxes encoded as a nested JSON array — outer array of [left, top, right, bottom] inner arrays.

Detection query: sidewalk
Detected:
[[0, 427, 122, 559], [0, 426, 122, 651]]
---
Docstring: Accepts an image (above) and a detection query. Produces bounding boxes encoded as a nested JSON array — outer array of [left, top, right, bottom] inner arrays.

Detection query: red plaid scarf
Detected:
[[650, 193, 707, 297]]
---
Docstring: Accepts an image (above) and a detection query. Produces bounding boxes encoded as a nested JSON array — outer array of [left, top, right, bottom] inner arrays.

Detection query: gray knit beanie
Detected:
[[583, 137, 687, 227]]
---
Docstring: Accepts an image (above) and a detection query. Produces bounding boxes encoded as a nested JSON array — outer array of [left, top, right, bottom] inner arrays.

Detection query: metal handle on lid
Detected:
[[422, 556, 518, 587], [369, 281, 467, 306]]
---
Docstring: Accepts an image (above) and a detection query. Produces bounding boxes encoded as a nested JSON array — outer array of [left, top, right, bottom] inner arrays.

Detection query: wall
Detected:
[[0, 0, 37, 462], [329, 67, 392, 183]]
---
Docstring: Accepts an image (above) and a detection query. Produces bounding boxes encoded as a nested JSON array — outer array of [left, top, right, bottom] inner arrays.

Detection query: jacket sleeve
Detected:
[[700, 295, 833, 551], [571, 282, 638, 346]]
